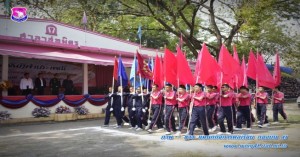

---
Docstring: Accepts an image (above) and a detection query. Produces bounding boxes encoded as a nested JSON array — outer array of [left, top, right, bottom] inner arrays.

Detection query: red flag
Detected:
[[257, 54, 275, 89], [176, 46, 194, 85], [233, 45, 240, 64], [136, 51, 153, 80], [113, 57, 118, 80], [246, 50, 257, 80], [196, 43, 221, 84], [241, 56, 248, 87], [164, 48, 177, 85], [273, 53, 281, 86], [218, 45, 240, 88], [153, 54, 163, 89]]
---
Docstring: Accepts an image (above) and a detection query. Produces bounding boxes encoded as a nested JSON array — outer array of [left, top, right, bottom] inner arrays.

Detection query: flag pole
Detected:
[[133, 53, 137, 111]]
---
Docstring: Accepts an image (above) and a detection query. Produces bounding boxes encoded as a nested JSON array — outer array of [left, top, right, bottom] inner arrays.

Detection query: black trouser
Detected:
[[178, 107, 188, 132], [104, 104, 113, 125], [135, 107, 145, 128], [273, 103, 287, 122], [237, 106, 251, 128], [206, 105, 216, 129], [113, 105, 123, 126], [37, 87, 45, 95], [214, 106, 218, 126], [51, 88, 59, 95], [128, 106, 136, 127], [121, 108, 130, 123], [22, 89, 32, 95], [164, 105, 176, 132], [218, 106, 233, 133], [149, 104, 163, 129], [232, 104, 237, 126], [256, 103, 268, 125], [188, 106, 209, 135]]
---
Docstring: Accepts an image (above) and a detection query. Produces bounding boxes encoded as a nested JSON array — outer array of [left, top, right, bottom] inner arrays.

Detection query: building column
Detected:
[[2, 55, 9, 96], [82, 63, 88, 94]]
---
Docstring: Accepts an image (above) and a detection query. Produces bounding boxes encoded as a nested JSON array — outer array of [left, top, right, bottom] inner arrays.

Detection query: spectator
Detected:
[[20, 72, 33, 95], [34, 72, 47, 95], [49, 73, 61, 95], [62, 75, 74, 95]]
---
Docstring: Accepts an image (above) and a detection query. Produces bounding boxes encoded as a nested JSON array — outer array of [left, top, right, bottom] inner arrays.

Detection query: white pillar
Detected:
[[82, 63, 88, 94], [2, 55, 9, 96]]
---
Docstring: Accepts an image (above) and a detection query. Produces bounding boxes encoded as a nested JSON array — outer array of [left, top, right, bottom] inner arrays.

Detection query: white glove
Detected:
[[132, 107, 136, 111], [110, 108, 113, 111], [109, 94, 113, 97], [147, 120, 151, 124], [142, 109, 146, 113], [121, 107, 124, 111], [145, 107, 148, 110]]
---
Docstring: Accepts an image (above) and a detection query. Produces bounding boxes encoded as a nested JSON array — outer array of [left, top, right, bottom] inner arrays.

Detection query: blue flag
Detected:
[[118, 56, 128, 87], [137, 25, 142, 40]]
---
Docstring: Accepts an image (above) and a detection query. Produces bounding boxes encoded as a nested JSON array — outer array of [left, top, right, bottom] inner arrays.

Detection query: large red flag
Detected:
[[196, 43, 221, 84], [246, 50, 257, 80], [273, 53, 281, 86], [241, 56, 248, 87], [164, 48, 177, 85], [113, 57, 118, 80], [137, 51, 153, 80], [218, 45, 240, 87], [176, 46, 194, 85], [257, 54, 275, 89], [153, 54, 163, 89]]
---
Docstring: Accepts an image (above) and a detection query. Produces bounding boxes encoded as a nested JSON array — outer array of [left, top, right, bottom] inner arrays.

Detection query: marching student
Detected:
[[205, 85, 218, 132], [188, 83, 209, 136], [142, 88, 150, 127], [272, 86, 288, 124], [133, 87, 145, 131], [256, 86, 269, 128], [164, 83, 177, 135], [110, 86, 125, 128], [147, 84, 164, 133], [235, 86, 252, 131], [126, 86, 137, 129], [217, 84, 234, 134], [103, 87, 114, 127], [175, 85, 190, 136]]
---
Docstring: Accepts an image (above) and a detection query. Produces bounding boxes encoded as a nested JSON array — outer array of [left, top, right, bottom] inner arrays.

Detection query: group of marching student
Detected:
[[103, 82, 287, 136]]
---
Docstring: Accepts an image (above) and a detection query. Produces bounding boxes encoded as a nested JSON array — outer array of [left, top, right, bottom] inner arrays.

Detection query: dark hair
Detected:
[[239, 86, 249, 91], [24, 72, 29, 76], [213, 86, 218, 90], [222, 84, 229, 88], [165, 83, 172, 87], [275, 86, 281, 90], [195, 83, 203, 88], [152, 84, 158, 87], [179, 85, 186, 89], [206, 85, 213, 89]]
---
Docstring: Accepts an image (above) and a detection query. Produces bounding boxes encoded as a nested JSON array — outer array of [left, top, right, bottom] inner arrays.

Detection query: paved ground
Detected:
[[0, 103, 299, 157]]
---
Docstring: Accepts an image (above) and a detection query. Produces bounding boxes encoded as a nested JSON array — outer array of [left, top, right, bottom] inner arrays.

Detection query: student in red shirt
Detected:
[[175, 85, 190, 136], [205, 85, 218, 132], [164, 83, 177, 135], [188, 83, 209, 135], [272, 86, 288, 124], [147, 84, 164, 133], [217, 84, 234, 134], [235, 86, 252, 130], [256, 86, 269, 128]]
